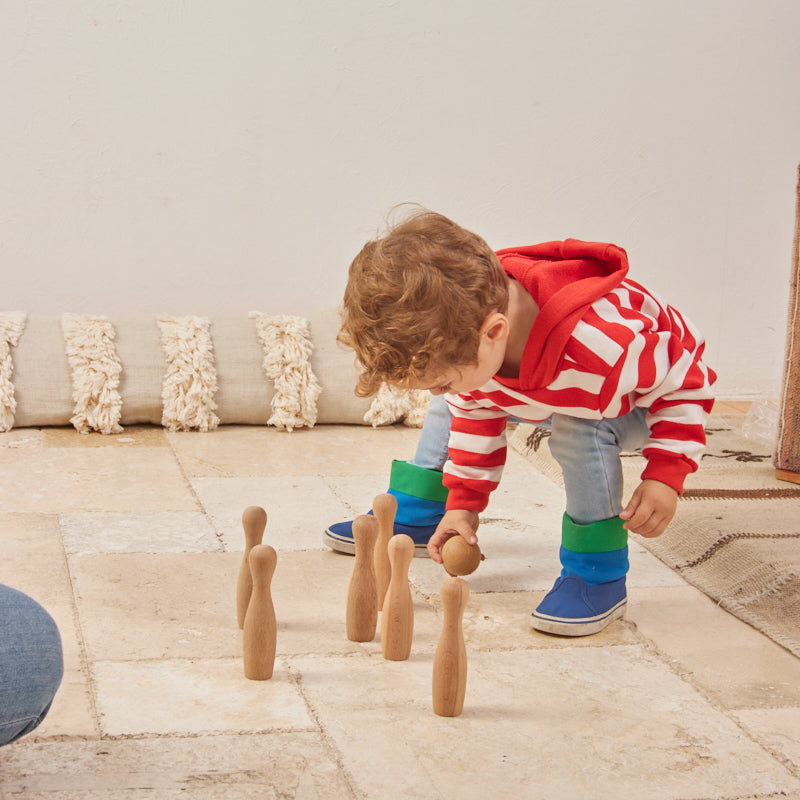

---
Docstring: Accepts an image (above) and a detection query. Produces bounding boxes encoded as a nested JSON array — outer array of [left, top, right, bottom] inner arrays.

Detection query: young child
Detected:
[[328, 209, 716, 636]]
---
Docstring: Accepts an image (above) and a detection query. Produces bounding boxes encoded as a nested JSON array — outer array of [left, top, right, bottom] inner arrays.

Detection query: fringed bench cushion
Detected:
[[2, 309, 429, 432]]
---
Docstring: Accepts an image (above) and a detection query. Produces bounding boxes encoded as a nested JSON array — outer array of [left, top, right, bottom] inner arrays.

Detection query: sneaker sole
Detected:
[[322, 531, 431, 558], [530, 598, 627, 637]]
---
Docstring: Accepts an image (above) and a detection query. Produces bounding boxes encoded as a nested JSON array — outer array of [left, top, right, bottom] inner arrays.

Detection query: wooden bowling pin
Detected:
[[242, 544, 277, 680], [432, 576, 469, 717], [373, 492, 397, 609], [237, 506, 267, 628], [346, 514, 379, 642], [381, 533, 415, 661]]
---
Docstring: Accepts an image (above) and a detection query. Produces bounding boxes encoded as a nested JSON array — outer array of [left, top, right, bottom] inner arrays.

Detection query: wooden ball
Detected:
[[441, 536, 482, 576]]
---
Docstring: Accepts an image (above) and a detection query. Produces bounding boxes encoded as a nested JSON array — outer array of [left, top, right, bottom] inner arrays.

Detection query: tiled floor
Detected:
[[1, 415, 799, 799]]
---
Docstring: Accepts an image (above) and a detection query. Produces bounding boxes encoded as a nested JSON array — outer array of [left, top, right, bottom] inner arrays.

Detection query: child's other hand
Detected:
[[427, 509, 480, 563], [619, 480, 678, 538]]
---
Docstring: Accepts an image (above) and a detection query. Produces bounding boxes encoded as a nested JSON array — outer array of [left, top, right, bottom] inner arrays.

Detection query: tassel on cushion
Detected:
[[158, 315, 220, 432], [61, 313, 124, 434], [365, 383, 430, 428], [250, 313, 321, 431], [0, 311, 27, 432]]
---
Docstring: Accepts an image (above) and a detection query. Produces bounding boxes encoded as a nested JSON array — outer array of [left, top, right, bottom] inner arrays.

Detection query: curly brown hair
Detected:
[[339, 208, 509, 397]]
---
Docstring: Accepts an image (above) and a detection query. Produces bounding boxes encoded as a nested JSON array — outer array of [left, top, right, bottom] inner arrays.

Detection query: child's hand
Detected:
[[619, 479, 678, 538], [427, 509, 480, 564]]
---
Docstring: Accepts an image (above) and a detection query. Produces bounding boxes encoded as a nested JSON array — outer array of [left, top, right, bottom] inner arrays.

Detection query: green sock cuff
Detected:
[[389, 460, 448, 503], [561, 513, 628, 554]]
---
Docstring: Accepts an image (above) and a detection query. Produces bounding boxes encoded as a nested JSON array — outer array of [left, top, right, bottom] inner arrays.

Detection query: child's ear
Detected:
[[480, 311, 509, 342]]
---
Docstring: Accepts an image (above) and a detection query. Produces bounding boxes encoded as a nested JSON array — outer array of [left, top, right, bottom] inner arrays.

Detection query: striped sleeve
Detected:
[[442, 397, 509, 511], [598, 282, 715, 492]]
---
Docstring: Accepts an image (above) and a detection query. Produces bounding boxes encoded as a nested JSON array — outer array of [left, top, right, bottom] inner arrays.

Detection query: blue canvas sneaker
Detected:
[[530, 575, 627, 636], [323, 460, 447, 557], [324, 515, 437, 557]]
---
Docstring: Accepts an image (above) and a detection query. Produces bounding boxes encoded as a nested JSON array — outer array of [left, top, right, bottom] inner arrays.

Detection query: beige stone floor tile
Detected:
[[33, 665, 97, 740], [192, 476, 352, 551], [628, 585, 800, 709], [42, 426, 169, 448], [0, 449, 198, 513], [734, 706, 800, 773], [94, 657, 315, 736], [60, 511, 221, 554], [69, 552, 243, 661], [2, 513, 71, 607], [627, 538, 690, 587], [167, 423, 415, 478], [323, 475, 398, 524], [0, 733, 353, 799], [69, 550, 440, 663], [272, 550, 441, 658], [411, 519, 562, 594], [297, 646, 800, 800], [0, 428, 43, 449], [453, 590, 639, 651]]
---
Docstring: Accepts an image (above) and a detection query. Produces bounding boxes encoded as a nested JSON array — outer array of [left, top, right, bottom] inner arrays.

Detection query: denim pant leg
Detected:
[[547, 408, 650, 525], [0, 585, 64, 747], [406, 396, 650, 525], [409, 394, 452, 471], [408, 395, 542, 472]]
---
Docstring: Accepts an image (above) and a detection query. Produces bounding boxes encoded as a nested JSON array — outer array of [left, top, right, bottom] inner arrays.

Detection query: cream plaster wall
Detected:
[[1, 1, 798, 398]]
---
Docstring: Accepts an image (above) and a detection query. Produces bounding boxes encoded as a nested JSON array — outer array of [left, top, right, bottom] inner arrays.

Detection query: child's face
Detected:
[[412, 312, 508, 396]]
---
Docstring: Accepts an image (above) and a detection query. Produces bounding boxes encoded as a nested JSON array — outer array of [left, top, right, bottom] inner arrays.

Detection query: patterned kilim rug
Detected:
[[509, 414, 800, 657]]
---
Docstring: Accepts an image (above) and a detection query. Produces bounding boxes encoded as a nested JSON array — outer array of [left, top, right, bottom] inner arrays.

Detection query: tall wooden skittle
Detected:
[[380, 533, 414, 661], [346, 514, 379, 642], [373, 493, 397, 608], [432, 576, 469, 717], [237, 506, 267, 628], [242, 544, 277, 680]]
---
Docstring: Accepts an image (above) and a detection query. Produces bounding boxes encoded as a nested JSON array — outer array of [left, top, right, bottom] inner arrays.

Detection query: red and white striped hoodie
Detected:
[[443, 239, 717, 512]]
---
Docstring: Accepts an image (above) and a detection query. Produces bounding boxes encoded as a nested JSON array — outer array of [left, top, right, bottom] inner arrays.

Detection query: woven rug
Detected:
[[509, 414, 800, 657]]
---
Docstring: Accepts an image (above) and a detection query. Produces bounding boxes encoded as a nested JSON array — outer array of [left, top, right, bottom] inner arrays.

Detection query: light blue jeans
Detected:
[[410, 394, 650, 525], [0, 584, 64, 747]]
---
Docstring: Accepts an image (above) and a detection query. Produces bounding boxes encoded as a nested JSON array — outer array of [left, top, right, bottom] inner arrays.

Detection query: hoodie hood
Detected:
[[495, 239, 629, 389]]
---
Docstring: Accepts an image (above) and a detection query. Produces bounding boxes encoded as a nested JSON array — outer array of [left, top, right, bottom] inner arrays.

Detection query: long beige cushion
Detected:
[[7, 310, 378, 428]]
